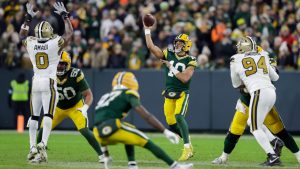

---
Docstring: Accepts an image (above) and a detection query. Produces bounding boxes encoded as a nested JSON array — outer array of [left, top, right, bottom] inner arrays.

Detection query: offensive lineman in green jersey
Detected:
[[144, 24, 197, 160], [212, 44, 300, 165], [36, 51, 103, 162], [93, 71, 193, 169]]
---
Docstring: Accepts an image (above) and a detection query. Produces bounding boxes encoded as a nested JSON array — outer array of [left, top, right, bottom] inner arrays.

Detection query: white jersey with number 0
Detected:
[[25, 35, 63, 79], [230, 52, 279, 94]]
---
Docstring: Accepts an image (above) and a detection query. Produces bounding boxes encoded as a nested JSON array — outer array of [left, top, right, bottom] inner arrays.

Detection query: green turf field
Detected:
[[0, 131, 300, 169]]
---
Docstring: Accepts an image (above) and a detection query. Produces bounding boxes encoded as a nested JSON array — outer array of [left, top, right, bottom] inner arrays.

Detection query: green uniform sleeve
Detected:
[[187, 56, 197, 68], [76, 71, 90, 92], [126, 90, 141, 108]]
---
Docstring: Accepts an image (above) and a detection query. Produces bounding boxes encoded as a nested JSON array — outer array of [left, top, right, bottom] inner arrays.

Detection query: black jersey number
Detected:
[[242, 56, 268, 77], [35, 52, 49, 69]]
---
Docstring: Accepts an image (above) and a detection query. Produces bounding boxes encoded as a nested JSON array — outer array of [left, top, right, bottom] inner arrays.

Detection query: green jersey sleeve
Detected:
[[187, 56, 198, 68], [76, 71, 90, 92], [125, 90, 141, 108]]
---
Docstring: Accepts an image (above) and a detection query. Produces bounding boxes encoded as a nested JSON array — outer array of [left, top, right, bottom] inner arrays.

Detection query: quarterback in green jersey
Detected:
[[36, 51, 103, 162], [144, 24, 197, 161], [93, 71, 193, 169]]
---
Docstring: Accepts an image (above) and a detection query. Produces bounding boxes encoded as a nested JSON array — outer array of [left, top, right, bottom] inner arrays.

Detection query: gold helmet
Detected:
[[34, 21, 53, 40], [236, 36, 257, 54], [112, 71, 139, 91], [173, 34, 192, 53], [57, 51, 71, 76]]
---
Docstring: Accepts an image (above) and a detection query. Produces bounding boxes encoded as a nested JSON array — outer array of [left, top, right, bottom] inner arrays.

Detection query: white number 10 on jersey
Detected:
[[167, 60, 186, 77]]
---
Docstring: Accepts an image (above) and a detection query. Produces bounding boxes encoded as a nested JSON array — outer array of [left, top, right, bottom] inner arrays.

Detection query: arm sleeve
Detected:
[[163, 49, 168, 59], [268, 64, 279, 81], [77, 71, 90, 92], [187, 56, 198, 68], [126, 93, 141, 108], [230, 63, 242, 88]]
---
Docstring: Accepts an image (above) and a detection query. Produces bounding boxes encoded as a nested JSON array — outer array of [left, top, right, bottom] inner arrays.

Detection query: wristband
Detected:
[[82, 104, 89, 112], [25, 14, 32, 22], [21, 24, 29, 31], [169, 66, 179, 75], [145, 29, 151, 35]]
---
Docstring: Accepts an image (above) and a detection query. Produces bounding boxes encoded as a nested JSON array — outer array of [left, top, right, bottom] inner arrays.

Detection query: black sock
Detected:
[[275, 129, 299, 153], [169, 124, 182, 137], [144, 140, 174, 166], [79, 128, 102, 156], [224, 132, 241, 154], [125, 144, 135, 161]]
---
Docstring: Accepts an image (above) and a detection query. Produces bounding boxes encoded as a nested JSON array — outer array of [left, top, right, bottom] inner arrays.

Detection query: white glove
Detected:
[[163, 129, 179, 144], [26, 3, 39, 18], [53, 2, 68, 16], [77, 104, 89, 118]]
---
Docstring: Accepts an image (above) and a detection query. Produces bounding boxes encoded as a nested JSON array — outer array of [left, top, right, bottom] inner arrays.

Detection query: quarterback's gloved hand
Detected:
[[163, 129, 179, 144], [25, 3, 39, 22], [77, 104, 89, 118], [53, 2, 69, 18]]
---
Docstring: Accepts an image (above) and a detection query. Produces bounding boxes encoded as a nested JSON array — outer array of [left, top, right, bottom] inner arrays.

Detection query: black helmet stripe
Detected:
[[39, 21, 45, 39], [247, 36, 255, 51]]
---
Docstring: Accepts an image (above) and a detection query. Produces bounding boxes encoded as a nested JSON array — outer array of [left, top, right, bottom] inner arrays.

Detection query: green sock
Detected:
[[125, 144, 135, 161], [175, 114, 189, 144], [79, 128, 102, 156], [144, 140, 174, 166], [37, 128, 43, 144], [224, 132, 241, 154], [169, 124, 182, 138], [276, 129, 300, 153]]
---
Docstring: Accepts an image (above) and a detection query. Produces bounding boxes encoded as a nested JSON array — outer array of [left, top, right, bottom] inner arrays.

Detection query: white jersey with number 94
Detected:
[[25, 35, 63, 79], [230, 52, 279, 94]]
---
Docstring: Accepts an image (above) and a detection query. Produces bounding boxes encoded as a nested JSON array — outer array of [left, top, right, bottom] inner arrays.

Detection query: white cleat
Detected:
[[36, 142, 47, 163], [128, 161, 139, 169], [30, 153, 47, 163], [27, 146, 38, 161], [102, 156, 111, 169], [212, 156, 227, 164], [171, 162, 193, 169]]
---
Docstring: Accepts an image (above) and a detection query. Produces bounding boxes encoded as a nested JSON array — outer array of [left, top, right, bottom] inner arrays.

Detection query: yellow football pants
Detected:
[[93, 122, 148, 147], [230, 100, 284, 135], [49, 100, 87, 130], [164, 92, 189, 125]]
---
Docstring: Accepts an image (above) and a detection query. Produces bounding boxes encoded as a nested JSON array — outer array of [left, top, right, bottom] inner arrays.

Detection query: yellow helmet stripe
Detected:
[[117, 71, 126, 85]]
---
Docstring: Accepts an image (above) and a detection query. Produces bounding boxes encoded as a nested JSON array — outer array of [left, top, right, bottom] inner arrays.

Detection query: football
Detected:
[[143, 14, 155, 27]]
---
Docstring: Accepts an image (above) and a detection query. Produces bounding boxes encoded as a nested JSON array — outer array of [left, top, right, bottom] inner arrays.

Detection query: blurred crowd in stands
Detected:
[[1, 0, 300, 70]]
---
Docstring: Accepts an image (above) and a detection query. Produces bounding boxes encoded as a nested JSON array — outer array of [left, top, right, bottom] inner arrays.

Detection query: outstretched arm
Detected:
[[143, 24, 164, 59], [53, 2, 73, 47], [19, 3, 39, 41], [134, 105, 165, 132]]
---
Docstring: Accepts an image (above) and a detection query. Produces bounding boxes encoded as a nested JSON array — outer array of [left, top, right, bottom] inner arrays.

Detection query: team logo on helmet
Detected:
[[236, 36, 257, 54], [57, 51, 71, 76], [34, 21, 54, 40], [173, 34, 192, 53], [112, 71, 139, 91]]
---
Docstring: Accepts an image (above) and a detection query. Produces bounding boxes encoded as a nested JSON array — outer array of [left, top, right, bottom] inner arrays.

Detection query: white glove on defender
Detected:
[[26, 3, 39, 18], [53, 2, 68, 15], [163, 129, 179, 144], [77, 104, 89, 118]]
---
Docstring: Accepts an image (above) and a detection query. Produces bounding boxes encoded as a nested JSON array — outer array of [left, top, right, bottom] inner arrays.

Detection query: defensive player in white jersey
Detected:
[[230, 36, 281, 166], [19, 2, 73, 163]]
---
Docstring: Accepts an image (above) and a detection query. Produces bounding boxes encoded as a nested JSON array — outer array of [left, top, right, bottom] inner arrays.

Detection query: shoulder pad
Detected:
[[230, 54, 242, 63], [69, 68, 81, 78], [125, 90, 140, 98]]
